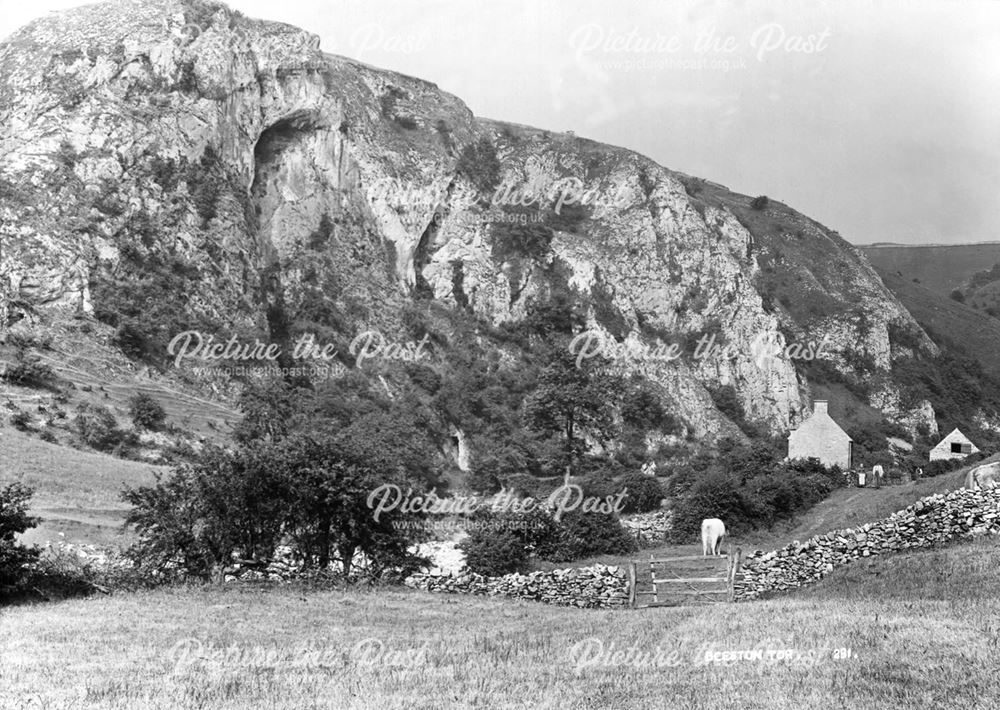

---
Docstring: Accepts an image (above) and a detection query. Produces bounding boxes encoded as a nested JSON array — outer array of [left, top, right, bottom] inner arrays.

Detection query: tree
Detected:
[[456, 137, 501, 196], [75, 403, 125, 451], [129, 392, 166, 430], [308, 213, 334, 250], [615, 472, 665, 514], [539, 509, 637, 562], [1, 348, 57, 389], [459, 508, 561, 575], [523, 350, 623, 481], [0, 483, 40, 599], [459, 526, 528, 577], [122, 435, 428, 581], [232, 377, 310, 444]]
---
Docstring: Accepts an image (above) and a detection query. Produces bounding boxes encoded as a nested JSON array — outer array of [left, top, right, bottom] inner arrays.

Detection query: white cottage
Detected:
[[929, 428, 979, 462], [787, 400, 853, 469]]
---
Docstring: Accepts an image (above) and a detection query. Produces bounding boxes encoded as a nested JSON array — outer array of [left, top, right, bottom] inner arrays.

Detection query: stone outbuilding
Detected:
[[929, 428, 979, 462], [787, 400, 852, 469]]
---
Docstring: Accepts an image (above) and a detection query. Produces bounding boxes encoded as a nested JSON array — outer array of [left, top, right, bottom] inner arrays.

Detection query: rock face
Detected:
[[736, 487, 1000, 600], [0, 0, 938, 447]]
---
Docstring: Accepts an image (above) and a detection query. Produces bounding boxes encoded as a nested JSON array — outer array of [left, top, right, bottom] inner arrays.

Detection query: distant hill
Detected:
[[871, 267, 1000, 380], [861, 243, 1000, 295]]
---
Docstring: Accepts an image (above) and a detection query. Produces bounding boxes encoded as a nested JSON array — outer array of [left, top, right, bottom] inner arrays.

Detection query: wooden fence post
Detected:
[[628, 561, 637, 608], [727, 548, 742, 603]]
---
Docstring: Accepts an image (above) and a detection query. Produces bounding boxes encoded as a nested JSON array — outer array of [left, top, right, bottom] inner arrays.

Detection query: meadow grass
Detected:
[[0, 427, 160, 546], [3, 536, 999, 710]]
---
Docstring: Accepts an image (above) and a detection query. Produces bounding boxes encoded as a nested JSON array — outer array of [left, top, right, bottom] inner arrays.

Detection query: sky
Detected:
[[1, 0, 998, 245]]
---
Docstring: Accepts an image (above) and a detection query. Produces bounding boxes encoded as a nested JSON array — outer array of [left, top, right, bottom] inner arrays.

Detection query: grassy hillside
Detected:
[[873, 268, 1000, 379], [679, 177, 878, 328], [861, 243, 1000, 295], [0, 317, 241, 444], [3, 539, 999, 709], [0, 426, 162, 546], [795, 534, 1000, 603]]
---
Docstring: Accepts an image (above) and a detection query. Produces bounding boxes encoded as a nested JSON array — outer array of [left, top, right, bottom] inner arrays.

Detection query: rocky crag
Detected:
[[0, 0, 956, 465]]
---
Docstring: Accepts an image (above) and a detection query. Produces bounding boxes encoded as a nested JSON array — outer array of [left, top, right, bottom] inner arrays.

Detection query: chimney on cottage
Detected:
[[813, 400, 828, 414]]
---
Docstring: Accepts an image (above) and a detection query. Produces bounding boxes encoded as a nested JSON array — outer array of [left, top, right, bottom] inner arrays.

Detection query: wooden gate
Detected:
[[628, 546, 742, 608]]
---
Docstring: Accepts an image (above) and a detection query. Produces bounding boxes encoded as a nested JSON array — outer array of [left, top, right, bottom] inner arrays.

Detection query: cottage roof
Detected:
[[931, 428, 978, 450], [787, 400, 851, 441]]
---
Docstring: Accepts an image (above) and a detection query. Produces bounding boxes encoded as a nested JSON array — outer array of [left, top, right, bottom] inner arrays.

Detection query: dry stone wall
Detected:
[[735, 487, 1000, 600], [405, 564, 630, 609], [621, 510, 673, 547]]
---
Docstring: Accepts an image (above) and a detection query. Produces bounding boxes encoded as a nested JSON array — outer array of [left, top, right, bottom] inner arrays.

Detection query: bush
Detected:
[[92, 245, 223, 366], [539, 510, 637, 562], [175, 60, 198, 94], [745, 471, 835, 527], [922, 451, 988, 478], [669, 452, 843, 542], [577, 471, 620, 500], [847, 424, 894, 469], [669, 470, 756, 542], [621, 381, 678, 434], [456, 137, 501, 196], [10, 410, 31, 431], [459, 504, 636, 571], [751, 195, 769, 211], [129, 392, 166, 430], [435, 119, 454, 151], [460, 529, 529, 576], [707, 384, 761, 437], [308, 213, 334, 250], [192, 179, 219, 224], [55, 139, 78, 170], [616, 472, 665, 514], [394, 115, 419, 130], [491, 220, 553, 263], [187, 146, 223, 225], [1, 350, 57, 389], [20, 545, 106, 601], [0, 483, 40, 601], [123, 435, 429, 580], [379, 86, 407, 118], [75, 403, 125, 451]]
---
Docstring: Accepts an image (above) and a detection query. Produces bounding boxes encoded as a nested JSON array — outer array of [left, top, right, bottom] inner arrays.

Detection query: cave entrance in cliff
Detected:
[[250, 109, 326, 203]]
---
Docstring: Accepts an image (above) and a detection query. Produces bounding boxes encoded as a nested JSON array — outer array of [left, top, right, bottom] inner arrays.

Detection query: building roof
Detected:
[[931, 428, 978, 450], [787, 400, 852, 441]]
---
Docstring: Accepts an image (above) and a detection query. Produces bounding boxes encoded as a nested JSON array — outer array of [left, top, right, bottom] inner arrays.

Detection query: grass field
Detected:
[[0, 426, 161, 546], [2, 535, 999, 710], [4, 409, 997, 708]]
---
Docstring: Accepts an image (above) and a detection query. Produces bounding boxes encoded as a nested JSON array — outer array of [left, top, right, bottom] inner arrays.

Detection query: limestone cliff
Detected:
[[0, 0, 940, 452]]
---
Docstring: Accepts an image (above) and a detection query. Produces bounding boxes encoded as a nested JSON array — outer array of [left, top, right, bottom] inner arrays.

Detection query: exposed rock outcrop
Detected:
[[0, 0, 941, 449]]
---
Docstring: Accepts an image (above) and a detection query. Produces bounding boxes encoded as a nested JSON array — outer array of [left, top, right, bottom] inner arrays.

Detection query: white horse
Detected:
[[965, 462, 1000, 490], [701, 518, 726, 556]]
